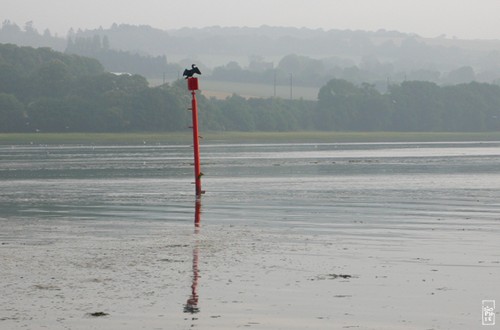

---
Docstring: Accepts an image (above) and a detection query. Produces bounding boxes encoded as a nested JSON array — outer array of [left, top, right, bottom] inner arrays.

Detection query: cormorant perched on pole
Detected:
[[183, 64, 202, 79]]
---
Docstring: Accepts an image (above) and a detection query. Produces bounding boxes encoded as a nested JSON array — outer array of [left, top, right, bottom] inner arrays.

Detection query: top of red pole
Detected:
[[187, 77, 199, 91]]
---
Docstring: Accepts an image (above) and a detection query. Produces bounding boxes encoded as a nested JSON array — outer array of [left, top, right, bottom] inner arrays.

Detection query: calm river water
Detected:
[[1, 141, 499, 329]]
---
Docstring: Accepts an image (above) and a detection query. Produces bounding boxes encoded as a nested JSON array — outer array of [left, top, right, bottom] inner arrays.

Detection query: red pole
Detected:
[[188, 78, 203, 197]]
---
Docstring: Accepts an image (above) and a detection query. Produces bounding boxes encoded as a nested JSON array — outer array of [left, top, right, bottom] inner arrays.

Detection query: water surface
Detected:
[[1, 142, 499, 329]]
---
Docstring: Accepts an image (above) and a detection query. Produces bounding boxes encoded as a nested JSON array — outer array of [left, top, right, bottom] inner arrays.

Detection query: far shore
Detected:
[[1, 131, 500, 146]]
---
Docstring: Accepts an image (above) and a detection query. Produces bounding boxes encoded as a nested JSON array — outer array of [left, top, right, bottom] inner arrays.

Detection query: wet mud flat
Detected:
[[1, 142, 500, 329]]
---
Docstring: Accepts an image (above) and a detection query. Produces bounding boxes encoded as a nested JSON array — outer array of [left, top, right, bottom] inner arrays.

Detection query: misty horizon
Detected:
[[3, 0, 500, 40]]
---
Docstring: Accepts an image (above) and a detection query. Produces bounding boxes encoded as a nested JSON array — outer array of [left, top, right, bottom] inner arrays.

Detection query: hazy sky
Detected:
[[3, 0, 500, 39]]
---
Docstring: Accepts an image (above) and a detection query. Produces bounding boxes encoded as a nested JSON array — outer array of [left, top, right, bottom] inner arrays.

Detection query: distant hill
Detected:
[[3, 21, 500, 87], [0, 20, 66, 51], [73, 24, 500, 86], [73, 24, 500, 67], [65, 34, 181, 79]]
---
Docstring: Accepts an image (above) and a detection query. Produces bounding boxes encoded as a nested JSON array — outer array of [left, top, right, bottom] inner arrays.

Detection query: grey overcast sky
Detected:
[[2, 0, 500, 39]]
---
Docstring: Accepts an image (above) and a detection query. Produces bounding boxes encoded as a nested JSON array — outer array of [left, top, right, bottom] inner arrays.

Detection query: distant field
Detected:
[[0, 132, 193, 146], [2, 131, 500, 146], [201, 80, 319, 100]]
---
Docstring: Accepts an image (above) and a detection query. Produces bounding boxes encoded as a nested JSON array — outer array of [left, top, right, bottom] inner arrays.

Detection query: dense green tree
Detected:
[[316, 79, 365, 130], [352, 83, 392, 131], [440, 82, 500, 131], [388, 81, 444, 131], [125, 86, 186, 131], [0, 43, 103, 78], [26, 97, 72, 132], [214, 94, 256, 131], [0, 93, 26, 131], [30, 59, 72, 98], [0, 63, 24, 96]]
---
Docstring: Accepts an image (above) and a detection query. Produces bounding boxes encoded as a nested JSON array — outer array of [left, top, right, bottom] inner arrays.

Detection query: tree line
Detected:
[[316, 79, 500, 131], [209, 54, 492, 89], [66, 35, 181, 79], [0, 20, 66, 51], [1, 43, 500, 133], [0, 43, 185, 132]]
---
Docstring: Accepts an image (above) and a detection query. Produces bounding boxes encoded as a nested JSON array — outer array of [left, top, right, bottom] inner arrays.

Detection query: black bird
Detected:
[[183, 64, 202, 79]]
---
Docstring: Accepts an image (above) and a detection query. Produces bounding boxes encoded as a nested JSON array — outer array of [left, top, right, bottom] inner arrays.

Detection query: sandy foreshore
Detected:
[[1, 214, 498, 330]]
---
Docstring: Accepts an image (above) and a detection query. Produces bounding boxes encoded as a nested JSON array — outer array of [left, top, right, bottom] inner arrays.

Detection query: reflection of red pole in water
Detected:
[[184, 200, 201, 314], [187, 77, 204, 197], [184, 245, 200, 314], [194, 198, 201, 229]]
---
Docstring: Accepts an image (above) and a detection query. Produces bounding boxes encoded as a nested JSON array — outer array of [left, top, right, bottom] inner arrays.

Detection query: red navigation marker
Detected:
[[187, 77, 203, 197]]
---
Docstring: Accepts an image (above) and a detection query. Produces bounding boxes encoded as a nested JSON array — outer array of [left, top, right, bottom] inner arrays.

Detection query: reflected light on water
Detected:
[[184, 199, 201, 315]]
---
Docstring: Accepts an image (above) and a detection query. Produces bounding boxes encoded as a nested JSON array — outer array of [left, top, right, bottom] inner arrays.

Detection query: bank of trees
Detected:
[[316, 79, 500, 131], [196, 92, 315, 131], [0, 43, 187, 132], [2, 43, 500, 133]]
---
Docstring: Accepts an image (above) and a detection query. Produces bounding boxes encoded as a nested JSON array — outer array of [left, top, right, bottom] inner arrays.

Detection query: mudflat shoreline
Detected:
[[1, 214, 497, 330], [2, 131, 500, 146], [1, 141, 499, 329]]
